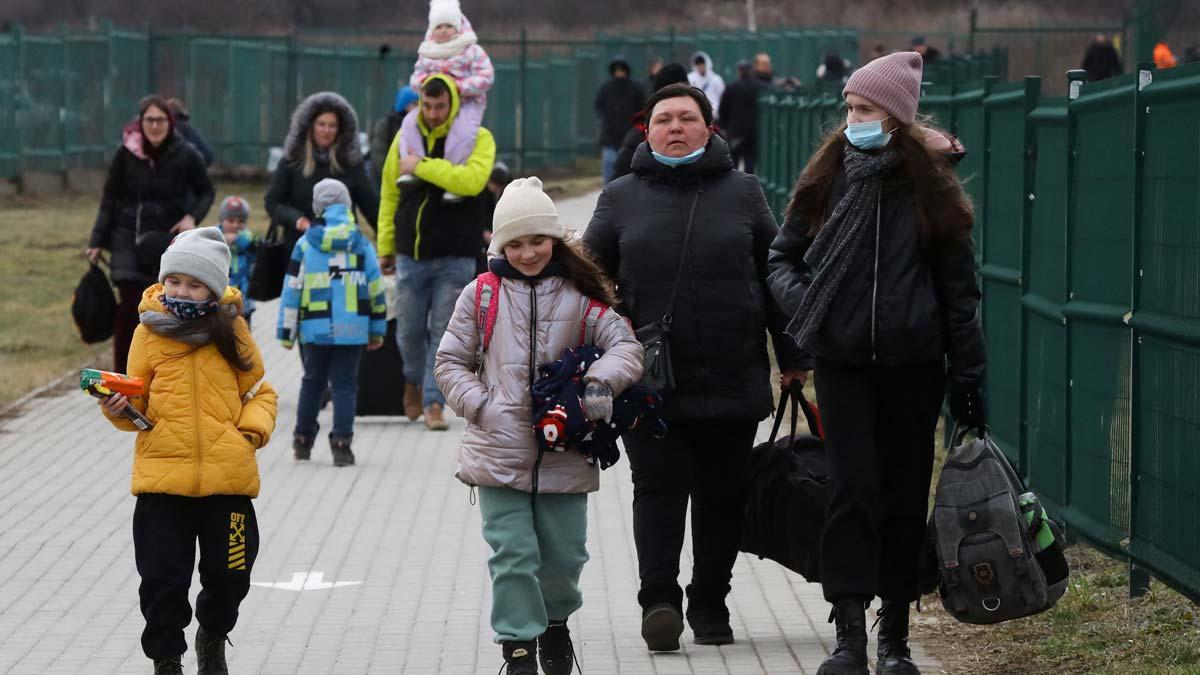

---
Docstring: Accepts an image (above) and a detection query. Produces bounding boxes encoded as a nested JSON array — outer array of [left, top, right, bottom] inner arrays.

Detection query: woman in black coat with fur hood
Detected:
[[265, 92, 380, 254]]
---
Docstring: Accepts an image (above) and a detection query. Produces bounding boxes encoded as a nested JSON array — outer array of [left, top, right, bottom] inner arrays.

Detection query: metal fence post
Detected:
[[1017, 75, 1042, 478], [1061, 68, 1088, 542]]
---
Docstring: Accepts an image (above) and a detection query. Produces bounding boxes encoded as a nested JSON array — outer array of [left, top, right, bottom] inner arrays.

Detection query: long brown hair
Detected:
[[555, 239, 618, 307], [207, 310, 254, 371], [784, 117, 974, 244]]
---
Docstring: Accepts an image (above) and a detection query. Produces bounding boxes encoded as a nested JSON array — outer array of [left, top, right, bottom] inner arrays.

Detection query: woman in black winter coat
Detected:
[[265, 92, 380, 256], [767, 52, 985, 675], [584, 83, 807, 653], [86, 95, 215, 373]]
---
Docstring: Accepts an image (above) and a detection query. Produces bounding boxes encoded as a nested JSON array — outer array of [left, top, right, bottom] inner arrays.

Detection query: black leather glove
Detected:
[[949, 385, 986, 432]]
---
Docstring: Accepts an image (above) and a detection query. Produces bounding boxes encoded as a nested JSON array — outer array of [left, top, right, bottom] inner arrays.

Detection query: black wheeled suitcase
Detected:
[[356, 319, 407, 416]]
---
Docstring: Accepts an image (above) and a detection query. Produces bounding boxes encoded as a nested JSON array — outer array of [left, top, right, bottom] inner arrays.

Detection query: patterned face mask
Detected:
[[161, 294, 220, 320]]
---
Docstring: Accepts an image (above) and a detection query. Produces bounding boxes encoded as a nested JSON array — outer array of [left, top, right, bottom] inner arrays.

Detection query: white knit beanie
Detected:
[[428, 0, 463, 31], [488, 177, 566, 256], [159, 227, 231, 297]]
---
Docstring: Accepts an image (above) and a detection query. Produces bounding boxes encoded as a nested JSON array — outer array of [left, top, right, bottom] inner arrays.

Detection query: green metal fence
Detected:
[[757, 60, 1200, 603]]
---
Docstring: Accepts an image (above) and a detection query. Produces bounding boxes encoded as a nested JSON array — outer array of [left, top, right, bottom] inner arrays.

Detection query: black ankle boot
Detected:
[[641, 603, 684, 652], [330, 435, 355, 467], [293, 433, 314, 461], [195, 625, 229, 675], [876, 600, 920, 674], [152, 656, 183, 675], [501, 640, 538, 675], [538, 620, 576, 674], [816, 599, 869, 675]]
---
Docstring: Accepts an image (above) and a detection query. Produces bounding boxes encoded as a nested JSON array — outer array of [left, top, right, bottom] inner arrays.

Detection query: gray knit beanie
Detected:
[[843, 51, 924, 126], [158, 227, 231, 297], [312, 178, 352, 215]]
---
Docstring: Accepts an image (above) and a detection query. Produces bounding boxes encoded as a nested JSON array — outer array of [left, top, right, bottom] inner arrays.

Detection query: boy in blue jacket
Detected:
[[278, 178, 387, 467], [217, 196, 257, 324]]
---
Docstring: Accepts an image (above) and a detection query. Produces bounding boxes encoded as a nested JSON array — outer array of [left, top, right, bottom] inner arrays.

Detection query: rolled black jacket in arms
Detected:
[[766, 165, 986, 389], [584, 135, 807, 422]]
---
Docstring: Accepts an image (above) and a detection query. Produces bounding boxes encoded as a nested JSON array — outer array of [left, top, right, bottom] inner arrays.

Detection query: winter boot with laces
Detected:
[[330, 435, 356, 467], [876, 600, 920, 674], [152, 656, 183, 675], [499, 640, 538, 675], [293, 433, 314, 461], [816, 599, 870, 675], [538, 620, 577, 674], [195, 625, 229, 675]]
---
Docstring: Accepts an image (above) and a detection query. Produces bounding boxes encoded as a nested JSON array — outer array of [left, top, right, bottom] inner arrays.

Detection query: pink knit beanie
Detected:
[[843, 52, 924, 126]]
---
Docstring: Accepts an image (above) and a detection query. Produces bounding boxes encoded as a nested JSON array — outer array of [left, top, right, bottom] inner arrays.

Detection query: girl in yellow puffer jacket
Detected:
[[97, 227, 277, 675]]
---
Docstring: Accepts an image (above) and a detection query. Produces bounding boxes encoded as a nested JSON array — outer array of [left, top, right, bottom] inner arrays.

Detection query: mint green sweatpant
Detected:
[[478, 486, 590, 643]]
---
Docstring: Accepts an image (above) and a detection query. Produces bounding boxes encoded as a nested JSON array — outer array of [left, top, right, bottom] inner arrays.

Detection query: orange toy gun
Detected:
[[81, 369, 154, 431]]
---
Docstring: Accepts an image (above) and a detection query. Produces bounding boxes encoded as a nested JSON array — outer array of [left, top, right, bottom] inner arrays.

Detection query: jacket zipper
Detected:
[[528, 281, 544, 496], [192, 355, 202, 494], [870, 196, 881, 362], [412, 193, 430, 261]]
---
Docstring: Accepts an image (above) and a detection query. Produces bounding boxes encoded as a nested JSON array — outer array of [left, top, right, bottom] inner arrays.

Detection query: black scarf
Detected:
[[488, 257, 570, 282]]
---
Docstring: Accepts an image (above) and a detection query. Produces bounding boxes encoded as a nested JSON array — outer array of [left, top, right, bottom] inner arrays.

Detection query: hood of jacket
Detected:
[[416, 73, 462, 141], [304, 205, 364, 253], [690, 51, 717, 85], [418, 14, 479, 60], [631, 133, 734, 181], [282, 91, 362, 166]]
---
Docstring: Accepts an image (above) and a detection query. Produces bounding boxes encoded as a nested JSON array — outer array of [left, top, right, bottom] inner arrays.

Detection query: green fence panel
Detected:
[[950, 78, 991, 259], [19, 34, 66, 173], [189, 39, 232, 166], [547, 58, 575, 166], [573, 48, 601, 155], [980, 78, 1039, 470], [522, 60, 548, 171], [485, 60, 518, 167], [919, 83, 956, 136], [1022, 95, 1070, 511], [0, 32, 19, 178], [109, 30, 150, 152], [63, 34, 108, 168], [1127, 63, 1200, 602], [1062, 71, 1138, 550]]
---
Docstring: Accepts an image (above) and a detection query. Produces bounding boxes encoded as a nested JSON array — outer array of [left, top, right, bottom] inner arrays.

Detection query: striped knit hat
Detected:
[[843, 52, 924, 126]]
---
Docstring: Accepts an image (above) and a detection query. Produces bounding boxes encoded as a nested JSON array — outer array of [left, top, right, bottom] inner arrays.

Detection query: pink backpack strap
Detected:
[[580, 298, 610, 346], [474, 272, 501, 366]]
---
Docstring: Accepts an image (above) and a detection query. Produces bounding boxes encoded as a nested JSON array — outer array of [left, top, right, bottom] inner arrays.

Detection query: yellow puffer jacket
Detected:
[[105, 285, 278, 497]]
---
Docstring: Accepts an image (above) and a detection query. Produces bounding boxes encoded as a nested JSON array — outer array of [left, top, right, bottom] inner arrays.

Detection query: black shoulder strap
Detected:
[[661, 182, 702, 325]]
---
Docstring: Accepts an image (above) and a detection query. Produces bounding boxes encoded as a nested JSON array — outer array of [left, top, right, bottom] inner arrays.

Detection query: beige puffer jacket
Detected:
[[435, 276, 643, 494]]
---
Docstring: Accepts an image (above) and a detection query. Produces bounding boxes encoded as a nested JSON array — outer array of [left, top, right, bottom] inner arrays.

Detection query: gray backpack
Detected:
[[931, 429, 1068, 624]]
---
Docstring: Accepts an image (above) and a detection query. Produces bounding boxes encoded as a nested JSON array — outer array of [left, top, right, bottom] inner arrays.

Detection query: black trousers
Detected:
[[624, 420, 758, 611], [814, 358, 945, 603], [114, 283, 149, 374], [133, 494, 260, 659]]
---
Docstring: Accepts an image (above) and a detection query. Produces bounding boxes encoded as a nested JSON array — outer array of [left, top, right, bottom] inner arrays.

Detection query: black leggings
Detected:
[[814, 358, 945, 603]]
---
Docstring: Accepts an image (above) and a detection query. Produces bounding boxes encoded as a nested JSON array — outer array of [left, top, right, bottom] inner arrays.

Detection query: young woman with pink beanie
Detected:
[[767, 51, 986, 675]]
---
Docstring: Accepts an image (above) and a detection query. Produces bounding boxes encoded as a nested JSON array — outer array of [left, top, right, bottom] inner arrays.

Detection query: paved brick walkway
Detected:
[[0, 191, 941, 674]]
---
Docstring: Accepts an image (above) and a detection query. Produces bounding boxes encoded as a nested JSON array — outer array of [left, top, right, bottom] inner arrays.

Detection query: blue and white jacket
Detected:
[[276, 204, 386, 347], [218, 226, 257, 316]]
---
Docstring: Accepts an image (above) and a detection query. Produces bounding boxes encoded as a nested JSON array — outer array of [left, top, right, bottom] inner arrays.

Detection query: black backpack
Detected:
[[72, 259, 117, 344], [740, 384, 829, 582]]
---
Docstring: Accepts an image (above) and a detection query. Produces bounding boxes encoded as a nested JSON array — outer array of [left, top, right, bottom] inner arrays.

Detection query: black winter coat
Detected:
[[766, 161, 985, 388], [584, 135, 807, 422], [717, 76, 760, 148], [594, 77, 645, 149], [89, 132, 214, 285]]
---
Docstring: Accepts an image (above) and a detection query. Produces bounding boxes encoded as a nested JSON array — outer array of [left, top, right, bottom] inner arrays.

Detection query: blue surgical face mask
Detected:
[[651, 146, 706, 167], [844, 118, 894, 150]]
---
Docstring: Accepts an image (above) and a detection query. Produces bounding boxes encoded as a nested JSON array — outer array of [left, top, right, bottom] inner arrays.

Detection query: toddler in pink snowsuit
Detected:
[[400, 0, 494, 175]]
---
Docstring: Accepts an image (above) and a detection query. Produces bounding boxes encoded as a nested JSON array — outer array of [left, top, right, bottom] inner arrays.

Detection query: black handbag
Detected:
[[248, 221, 290, 301], [635, 187, 701, 395], [133, 203, 174, 276], [72, 256, 117, 344]]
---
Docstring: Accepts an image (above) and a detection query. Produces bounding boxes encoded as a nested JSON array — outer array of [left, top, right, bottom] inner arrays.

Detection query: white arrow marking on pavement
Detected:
[[250, 571, 362, 591]]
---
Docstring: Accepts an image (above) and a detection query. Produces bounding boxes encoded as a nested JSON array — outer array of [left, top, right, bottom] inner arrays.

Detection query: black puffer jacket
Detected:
[[766, 153, 985, 388], [89, 129, 214, 285], [584, 135, 807, 422], [594, 76, 645, 149], [265, 92, 379, 253]]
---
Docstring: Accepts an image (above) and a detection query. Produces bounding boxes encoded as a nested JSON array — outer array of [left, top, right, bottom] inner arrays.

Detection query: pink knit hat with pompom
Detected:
[[843, 52, 924, 126]]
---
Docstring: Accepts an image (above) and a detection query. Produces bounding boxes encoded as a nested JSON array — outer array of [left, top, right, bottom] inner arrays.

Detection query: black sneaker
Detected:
[[195, 625, 229, 675], [293, 433, 314, 461], [500, 640, 538, 675], [538, 620, 576, 674], [331, 436, 355, 467], [152, 656, 183, 675], [641, 603, 684, 652], [687, 605, 734, 645]]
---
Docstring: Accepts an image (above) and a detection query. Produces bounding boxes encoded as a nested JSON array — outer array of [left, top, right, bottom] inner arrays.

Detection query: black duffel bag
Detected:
[[72, 257, 118, 344], [248, 221, 291, 301], [740, 383, 829, 581]]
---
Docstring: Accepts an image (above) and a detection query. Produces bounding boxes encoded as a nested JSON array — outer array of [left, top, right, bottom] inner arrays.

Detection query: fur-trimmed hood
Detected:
[[283, 91, 363, 166]]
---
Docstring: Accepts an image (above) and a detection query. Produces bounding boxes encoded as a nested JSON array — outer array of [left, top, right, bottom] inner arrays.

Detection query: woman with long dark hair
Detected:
[[767, 52, 986, 675]]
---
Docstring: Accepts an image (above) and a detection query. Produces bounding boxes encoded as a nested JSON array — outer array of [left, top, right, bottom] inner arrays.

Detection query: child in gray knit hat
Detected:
[[217, 196, 257, 323]]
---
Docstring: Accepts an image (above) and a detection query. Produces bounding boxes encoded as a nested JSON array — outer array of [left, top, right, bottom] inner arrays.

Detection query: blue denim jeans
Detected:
[[601, 146, 619, 183], [394, 255, 476, 408], [296, 344, 364, 439]]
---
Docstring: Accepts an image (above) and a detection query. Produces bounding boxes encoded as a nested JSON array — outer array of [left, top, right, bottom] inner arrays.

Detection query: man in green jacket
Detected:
[[378, 74, 497, 431]]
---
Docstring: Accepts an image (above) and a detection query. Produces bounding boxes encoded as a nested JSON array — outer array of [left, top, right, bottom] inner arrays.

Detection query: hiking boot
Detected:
[[293, 433, 314, 461], [641, 603, 684, 652], [152, 657, 183, 675], [538, 620, 576, 674], [816, 599, 869, 675], [501, 640, 538, 675], [424, 403, 449, 431], [876, 600, 920, 675], [331, 436, 356, 467], [195, 625, 229, 675], [403, 383, 423, 421], [687, 605, 734, 645]]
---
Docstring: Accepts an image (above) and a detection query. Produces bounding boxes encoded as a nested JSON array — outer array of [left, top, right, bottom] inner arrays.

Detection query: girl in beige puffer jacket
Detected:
[[435, 177, 642, 674]]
